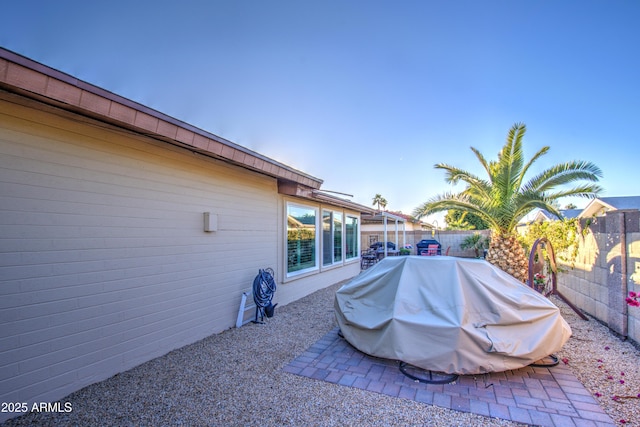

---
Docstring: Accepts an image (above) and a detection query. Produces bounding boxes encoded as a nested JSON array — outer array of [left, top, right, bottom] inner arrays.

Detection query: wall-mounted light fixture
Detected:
[[203, 212, 218, 232]]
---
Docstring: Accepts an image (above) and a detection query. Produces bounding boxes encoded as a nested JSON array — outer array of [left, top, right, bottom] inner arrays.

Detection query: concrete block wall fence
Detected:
[[361, 229, 491, 258], [557, 210, 640, 344]]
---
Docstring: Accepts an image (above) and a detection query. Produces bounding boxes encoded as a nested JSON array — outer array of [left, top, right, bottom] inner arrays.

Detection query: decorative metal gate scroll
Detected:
[[528, 237, 588, 321]]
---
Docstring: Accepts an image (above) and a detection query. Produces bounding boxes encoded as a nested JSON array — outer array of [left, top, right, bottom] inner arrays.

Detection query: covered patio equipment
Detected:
[[335, 256, 571, 375]]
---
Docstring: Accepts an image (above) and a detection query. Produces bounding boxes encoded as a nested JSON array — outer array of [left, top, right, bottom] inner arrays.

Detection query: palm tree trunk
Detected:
[[486, 233, 528, 282]]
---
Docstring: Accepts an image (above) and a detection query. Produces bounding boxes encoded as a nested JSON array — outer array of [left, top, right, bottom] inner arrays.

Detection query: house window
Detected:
[[322, 210, 342, 266], [345, 215, 359, 260], [287, 203, 318, 274], [334, 212, 343, 262]]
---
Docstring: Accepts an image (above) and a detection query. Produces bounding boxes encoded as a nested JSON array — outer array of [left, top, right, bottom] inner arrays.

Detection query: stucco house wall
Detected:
[[0, 99, 282, 402], [0, 49, 367, 422]]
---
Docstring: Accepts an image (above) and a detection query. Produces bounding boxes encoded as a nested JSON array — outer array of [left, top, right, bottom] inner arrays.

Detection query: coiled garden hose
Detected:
[[252, 268, 277, 323]]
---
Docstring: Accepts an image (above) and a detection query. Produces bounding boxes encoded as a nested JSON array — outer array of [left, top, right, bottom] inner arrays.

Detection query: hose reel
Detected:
[[252, 268, 277, 323]]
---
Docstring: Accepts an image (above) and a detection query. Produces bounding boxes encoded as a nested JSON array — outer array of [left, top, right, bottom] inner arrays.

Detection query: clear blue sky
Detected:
[[2, 1, 638, 223]]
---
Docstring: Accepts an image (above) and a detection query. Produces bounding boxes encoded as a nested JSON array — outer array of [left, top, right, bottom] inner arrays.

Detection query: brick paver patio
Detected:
[[284, 328, 615, 427]]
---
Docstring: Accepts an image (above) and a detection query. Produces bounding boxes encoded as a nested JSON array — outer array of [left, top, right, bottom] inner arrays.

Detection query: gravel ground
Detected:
[[3, 281, 639, 426], [553, 296, 640, 426]]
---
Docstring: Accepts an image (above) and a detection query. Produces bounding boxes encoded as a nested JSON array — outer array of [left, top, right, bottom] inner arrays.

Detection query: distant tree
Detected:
[[445, 209, 489, 230], [445, 211, 474, 230], [564, 203, 577, 209], [413, 123, 602, 282], [372, 194, 388, 211]]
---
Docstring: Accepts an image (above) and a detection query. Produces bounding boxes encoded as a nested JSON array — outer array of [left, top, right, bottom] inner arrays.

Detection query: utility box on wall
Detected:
[[203, 212, 218, 232]]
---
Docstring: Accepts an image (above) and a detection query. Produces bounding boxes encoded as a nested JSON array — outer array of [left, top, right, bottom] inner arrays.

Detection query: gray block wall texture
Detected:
[[362, 229, 491, 258], [557, 210, 640, 343]]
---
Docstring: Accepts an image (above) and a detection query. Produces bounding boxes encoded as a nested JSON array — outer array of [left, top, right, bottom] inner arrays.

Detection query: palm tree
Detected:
[[372, 194, 388, 211], [413, 123, 602, 282]]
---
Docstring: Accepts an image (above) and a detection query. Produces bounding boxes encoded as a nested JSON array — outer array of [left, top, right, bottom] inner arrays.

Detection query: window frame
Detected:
[[344, 214, 360, 261], [321, 209, 343, 267], [286, 202, 319, 277], [284, 200, 361, 280]]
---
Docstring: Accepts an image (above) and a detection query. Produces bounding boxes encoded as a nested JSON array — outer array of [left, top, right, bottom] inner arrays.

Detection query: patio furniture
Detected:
[[361, 249, 377, 269], [378, 248, 400, 257], [420, 244, 439, 256], [335, 256, 572, 375], [415, 239, 441, 255]]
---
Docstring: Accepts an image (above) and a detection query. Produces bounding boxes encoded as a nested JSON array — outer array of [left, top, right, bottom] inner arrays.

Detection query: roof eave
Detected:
[[0, 47, 323, 189], [277, 181, 374, 214]]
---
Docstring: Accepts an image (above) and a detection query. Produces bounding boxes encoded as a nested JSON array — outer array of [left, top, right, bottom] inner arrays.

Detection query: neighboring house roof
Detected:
[[527, 197, 640, 223], [562, 209, 582, 219], [0, 47, 374, 214], [579, 196, 640, 218], [385, 211, 421, 223], [532, 208, 582, 222], [531, 210, 554, 222]]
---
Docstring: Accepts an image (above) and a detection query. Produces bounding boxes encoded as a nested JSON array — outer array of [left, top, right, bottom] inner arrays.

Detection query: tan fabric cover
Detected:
[[334, 256, 571, 374]]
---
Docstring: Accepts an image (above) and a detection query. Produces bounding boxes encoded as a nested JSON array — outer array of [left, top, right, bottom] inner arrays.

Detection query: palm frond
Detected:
[[543, 185, 604, 200], [412, 193, 500, 230], [510, 194, 562, 229], [524, 160, 602, 193], [470, 147, 492, 178], [434, 163, 482, 186], [520, 145, 550, 185], [490, 123, 527, 210]]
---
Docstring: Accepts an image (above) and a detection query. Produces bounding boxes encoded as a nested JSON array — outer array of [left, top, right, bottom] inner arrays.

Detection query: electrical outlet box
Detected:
[[203, 212, 218, 232]]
